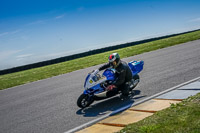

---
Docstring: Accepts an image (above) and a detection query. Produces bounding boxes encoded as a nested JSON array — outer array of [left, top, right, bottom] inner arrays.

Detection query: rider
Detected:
[[94, 53, 133, 96]]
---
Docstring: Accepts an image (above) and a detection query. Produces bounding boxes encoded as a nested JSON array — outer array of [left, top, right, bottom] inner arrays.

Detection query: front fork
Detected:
[[83, 90, 94, 102]]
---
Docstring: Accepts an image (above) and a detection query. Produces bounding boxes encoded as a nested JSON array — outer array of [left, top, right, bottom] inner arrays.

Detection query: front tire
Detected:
[[77, 94, 94, 109]]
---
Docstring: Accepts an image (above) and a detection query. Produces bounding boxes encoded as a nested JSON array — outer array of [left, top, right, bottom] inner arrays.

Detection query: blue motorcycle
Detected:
[[77, 60, 144, 108]]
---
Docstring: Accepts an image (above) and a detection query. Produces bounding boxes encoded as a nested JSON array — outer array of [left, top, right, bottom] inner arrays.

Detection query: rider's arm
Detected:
[[99, 63, 111, 71], [113, 69, 126, 86]]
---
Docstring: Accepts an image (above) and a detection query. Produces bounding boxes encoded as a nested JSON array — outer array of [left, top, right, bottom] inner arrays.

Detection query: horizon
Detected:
[[1, 0, 200, 70], [0, 28, 199, 71]]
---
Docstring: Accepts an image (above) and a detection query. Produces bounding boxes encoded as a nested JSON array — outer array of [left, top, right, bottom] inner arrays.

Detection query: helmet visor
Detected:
[[108, 54, 116, 62]]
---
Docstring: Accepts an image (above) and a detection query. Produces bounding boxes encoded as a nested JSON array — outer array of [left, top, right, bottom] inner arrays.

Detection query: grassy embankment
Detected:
[[119, 93, 200, 133], [1, 30, 200, 90]]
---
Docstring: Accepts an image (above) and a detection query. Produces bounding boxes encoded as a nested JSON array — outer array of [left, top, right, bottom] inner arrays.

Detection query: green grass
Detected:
[[119, 93, 200, 133], [1, 30, 200, 90]]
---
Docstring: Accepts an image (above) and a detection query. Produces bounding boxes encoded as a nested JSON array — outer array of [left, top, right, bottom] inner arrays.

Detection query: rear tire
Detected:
[[77, 94, 94, 109], [131, 74, 140, 89]]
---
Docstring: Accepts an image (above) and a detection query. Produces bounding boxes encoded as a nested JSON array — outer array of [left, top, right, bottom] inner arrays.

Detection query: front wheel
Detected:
[[77, 94, 94, 109]]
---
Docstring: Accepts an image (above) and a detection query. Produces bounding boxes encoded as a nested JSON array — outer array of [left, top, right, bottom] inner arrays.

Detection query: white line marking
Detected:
[[64, 76, 200, 133]]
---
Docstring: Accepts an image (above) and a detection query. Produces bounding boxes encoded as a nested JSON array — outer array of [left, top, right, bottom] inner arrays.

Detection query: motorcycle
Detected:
[[77, 60, 144, 109]]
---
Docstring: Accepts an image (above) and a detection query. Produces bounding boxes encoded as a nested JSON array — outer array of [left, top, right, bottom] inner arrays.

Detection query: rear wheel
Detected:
[[77, 94, 94, 109], [130, 74, 140, 89]]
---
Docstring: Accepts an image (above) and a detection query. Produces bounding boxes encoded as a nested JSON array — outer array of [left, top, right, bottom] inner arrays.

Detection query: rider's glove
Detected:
[[93, 69, 99, 75], [106, 85, 116, 91]]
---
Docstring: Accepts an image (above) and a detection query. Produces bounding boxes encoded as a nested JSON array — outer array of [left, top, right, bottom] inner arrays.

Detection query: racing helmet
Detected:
[[108, 53, 121, 68]]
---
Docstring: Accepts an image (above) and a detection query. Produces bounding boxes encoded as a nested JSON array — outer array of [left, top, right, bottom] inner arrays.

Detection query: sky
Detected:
[[0, 0, 200, 70]]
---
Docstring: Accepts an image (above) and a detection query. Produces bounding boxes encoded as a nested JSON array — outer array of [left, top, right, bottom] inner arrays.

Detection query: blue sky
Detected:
[[0, 0, 200, 70]]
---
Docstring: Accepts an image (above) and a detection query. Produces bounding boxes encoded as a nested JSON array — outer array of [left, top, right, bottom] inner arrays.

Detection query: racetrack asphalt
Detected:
[[75, 78, 200, 133], [0, 40, 200, 133]]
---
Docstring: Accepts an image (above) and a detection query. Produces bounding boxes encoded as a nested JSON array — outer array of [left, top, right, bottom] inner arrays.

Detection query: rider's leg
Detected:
[[106, 88, 118, 97], [120, 82, 130, 96]]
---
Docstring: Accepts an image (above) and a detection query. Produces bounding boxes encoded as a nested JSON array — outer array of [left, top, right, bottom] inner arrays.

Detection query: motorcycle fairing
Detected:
[[128, 61, 144, 76]]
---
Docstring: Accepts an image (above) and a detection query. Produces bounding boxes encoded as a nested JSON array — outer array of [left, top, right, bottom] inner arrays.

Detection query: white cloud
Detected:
[[55, 14, 65, 19], [77, 7, 85, 11], [20, 35, 30, 40], [16, 54, 33, 59], [0, 50, 22, 61], [0, 29, 22, 37], [188, 17, 200, 22], [27, 20, 46, 25], [11, 29, 22, 34], [0, 32, 9, 37]]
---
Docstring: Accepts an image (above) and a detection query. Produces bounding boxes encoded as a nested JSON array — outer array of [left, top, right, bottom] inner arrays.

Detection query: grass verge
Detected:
[[1, 30, 200, 90], [119, 93, 200, 133]]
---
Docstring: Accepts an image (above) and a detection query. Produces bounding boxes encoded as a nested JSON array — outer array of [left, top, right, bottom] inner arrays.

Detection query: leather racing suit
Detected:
[[99, 60, 133, 96]]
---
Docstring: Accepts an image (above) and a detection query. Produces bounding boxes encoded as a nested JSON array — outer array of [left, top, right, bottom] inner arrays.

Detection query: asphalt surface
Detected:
[[1, 40, 200, 133], [75, 79, 200, 133]]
